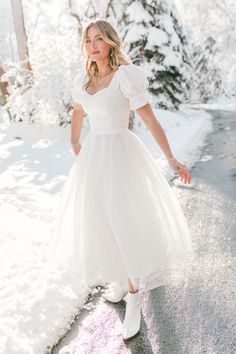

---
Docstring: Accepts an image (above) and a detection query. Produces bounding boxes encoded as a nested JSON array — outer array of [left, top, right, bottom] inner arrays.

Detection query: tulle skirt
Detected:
[[49, 128, 193, 293]]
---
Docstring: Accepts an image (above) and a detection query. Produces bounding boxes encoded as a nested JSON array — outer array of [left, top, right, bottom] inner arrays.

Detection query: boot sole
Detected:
[[123, 328, 140, 340], [102, 290, 128, 303]]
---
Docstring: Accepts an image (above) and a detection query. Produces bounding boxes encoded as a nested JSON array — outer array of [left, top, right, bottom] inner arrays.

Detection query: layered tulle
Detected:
[[49, 128, 193, 293]]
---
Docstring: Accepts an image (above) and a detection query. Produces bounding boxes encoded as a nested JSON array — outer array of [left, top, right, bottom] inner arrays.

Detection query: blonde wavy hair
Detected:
[[80, 18, 132, 89]]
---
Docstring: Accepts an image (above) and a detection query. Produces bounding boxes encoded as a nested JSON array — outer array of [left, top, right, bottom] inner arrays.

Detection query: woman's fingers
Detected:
[[179, 165, 191, 184], [181, 170, 186, 183], [183, 168, 191, 184], [169, 160, 191, 184]]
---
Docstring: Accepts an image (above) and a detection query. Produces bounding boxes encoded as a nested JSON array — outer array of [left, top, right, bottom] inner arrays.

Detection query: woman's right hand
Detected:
[[72, 142, 81, 156], [168, 158, 191, 184]]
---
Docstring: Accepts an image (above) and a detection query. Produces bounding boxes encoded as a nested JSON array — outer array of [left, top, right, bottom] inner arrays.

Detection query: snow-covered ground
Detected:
[[0, 105, 212, 354]]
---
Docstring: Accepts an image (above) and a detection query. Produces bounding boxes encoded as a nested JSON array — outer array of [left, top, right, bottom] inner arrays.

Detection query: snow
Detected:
[[0, 1, 17, 64], [133, 104, 213, 179], [199, 154, 213, 162], [123, 0, 191, 109], [0, 104, 213, 353], [124, 24, 146, 43], [171, 31, 180, 47], [158, 14, 174, 35], [146, 28, 169, 48], [180, 0, 236, 97], [188, 96, 236, 112], [0, 117, 92, 354], [163, 51, 181, 68], [126, 2, 152, 23]]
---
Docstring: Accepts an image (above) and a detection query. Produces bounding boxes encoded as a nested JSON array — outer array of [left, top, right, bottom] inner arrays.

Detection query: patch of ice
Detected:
[[199, 154, 213, 162]]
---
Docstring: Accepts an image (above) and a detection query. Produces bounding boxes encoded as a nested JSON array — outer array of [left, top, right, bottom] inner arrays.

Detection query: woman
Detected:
[[52, 18, 193, 341]]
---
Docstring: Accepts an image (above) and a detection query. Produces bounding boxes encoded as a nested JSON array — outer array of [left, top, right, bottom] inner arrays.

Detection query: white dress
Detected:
[[50, 63, 193, 293]]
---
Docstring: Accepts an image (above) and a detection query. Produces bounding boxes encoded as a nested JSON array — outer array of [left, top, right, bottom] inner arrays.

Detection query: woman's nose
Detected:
[[91, 40, 97, 49]]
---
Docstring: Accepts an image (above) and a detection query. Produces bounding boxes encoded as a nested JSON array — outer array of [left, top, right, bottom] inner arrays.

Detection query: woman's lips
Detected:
[[92, 51, 100, 54]]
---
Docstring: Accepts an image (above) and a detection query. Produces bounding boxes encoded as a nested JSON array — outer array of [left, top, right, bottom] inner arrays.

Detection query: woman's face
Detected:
[[85, 25, 111, 62]]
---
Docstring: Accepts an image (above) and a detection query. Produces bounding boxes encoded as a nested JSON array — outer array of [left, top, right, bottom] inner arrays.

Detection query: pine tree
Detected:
[[120, 0, 192, 109], [181, 0, 236, 99], [191, 36, 223, 103]]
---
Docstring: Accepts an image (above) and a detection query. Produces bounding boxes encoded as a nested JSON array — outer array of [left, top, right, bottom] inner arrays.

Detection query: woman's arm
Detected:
[[136, 103, 191, 184], [71, 104, 85, 155]]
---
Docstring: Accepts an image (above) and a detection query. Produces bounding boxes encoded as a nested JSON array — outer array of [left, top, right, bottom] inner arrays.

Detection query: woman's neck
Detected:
[[95, 60, 111, 77]]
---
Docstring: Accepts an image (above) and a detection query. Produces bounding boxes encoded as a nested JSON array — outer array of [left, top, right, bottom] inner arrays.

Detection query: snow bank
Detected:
[[188, 96, 236, 112], [0, 119, 93, 354], [134, 104, 213, 180], [0, 106, 212, 353]]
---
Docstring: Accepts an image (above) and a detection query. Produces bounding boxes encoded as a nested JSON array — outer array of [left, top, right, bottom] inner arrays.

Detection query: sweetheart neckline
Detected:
[[84, 66, 121, 97]]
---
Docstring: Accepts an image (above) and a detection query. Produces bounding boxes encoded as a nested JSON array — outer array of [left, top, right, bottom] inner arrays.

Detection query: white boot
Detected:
[[122, 290, 141, 340], [102, 281, 128, 303]]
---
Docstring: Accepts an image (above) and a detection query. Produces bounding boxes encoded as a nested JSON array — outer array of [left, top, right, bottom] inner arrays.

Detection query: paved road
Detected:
[[52, 110, 236, 354]]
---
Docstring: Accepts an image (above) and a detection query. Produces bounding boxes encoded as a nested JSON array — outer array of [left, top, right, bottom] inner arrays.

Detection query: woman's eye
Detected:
[[96, 37, 103, 41]]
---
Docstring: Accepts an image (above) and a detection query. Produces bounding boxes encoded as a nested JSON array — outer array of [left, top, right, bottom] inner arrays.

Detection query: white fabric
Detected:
[[49, 64, 193, 293], [71, 70, 85, 105], [117, 64, 151, 110]]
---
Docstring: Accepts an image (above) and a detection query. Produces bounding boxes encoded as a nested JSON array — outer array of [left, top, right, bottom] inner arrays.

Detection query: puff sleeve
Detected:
[[71, 71, 85, 106], [118, 64, 152, 110]]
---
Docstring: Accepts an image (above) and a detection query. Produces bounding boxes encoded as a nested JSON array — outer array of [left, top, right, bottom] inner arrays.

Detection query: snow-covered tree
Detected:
[[190, 37, 223, 103], [120, 0, 192, 109], [180, 0, 236, 98], [1, 0, 82, 126], [0, 1, 18, 64]]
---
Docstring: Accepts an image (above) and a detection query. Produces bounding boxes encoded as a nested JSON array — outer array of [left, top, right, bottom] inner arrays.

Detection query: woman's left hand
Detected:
[[168, 158, 191, 184]]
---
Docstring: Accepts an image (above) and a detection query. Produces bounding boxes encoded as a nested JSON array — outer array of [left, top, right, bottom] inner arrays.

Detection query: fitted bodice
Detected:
[[81, 70, 131, 135], [71, 63, 151, 135]]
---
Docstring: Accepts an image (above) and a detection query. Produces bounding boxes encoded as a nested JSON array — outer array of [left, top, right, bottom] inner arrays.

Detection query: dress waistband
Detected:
[[88, 127, 129, 135]]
